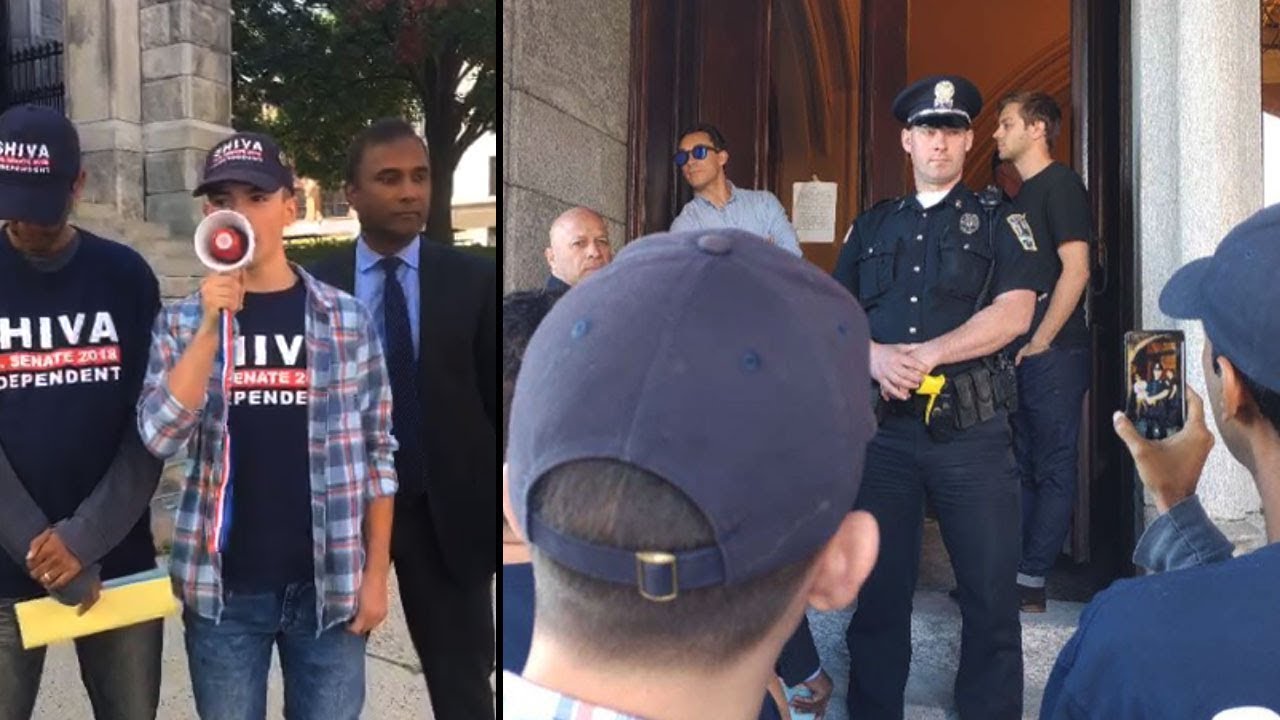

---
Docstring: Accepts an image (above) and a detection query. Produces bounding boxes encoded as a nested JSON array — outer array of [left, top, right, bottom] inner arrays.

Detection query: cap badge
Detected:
[[934, 80, 955, 110]]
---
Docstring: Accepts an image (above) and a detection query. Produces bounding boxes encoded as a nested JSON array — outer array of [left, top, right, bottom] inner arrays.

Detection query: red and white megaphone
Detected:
[[194, 210, 256, 272]]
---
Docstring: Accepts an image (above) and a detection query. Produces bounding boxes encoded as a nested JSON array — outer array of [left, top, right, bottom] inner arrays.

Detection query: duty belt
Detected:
[[876, 359, 1018, 442]]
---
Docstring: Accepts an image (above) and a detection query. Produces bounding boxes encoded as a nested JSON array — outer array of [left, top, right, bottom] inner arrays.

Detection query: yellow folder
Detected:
[[14, 570, 179, 649]]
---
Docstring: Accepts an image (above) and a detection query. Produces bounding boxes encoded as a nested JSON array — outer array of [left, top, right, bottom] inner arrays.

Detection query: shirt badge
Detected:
[[959, 212, 980, 235], [1006, 213, 1038, 251]]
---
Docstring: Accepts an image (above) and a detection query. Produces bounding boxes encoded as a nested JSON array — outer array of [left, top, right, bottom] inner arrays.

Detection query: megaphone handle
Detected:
[[210, 308, 235, 554]]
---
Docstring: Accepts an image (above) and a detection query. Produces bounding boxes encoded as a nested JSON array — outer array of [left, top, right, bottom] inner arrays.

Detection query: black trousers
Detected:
[[845, 413, 1023, 720], [392, 493, 495, 720]]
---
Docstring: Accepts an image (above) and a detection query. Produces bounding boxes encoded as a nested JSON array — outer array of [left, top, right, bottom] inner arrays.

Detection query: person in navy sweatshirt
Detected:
[[0, 104, 164, 719]]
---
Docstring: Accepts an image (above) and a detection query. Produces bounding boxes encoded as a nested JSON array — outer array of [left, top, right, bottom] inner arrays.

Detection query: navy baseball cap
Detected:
[[507, 229, 876, 600], [893, 75, 983, 128], [193, 132, 293, 197], [0, 104, 82, 225], [1160, 203, 1280, 393]]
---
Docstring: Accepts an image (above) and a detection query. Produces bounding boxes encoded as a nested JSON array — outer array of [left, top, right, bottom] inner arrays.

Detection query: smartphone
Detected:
[[1123, 330, 1187, 440]]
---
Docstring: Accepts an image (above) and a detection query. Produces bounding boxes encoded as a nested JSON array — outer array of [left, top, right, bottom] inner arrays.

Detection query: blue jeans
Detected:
[[0, 596, 162, 720], [1013, 345, 1092, 581], [183, 582, 366, 720]]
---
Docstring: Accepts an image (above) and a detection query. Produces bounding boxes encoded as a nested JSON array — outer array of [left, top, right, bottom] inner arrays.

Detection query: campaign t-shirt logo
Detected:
[[0, 141, 53, 175], [230, 333, 309, 406], [0, 312, 122, 392]]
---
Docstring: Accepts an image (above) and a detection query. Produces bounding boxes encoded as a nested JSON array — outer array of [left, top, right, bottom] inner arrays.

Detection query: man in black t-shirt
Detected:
[[993, 91, 1094, 613]]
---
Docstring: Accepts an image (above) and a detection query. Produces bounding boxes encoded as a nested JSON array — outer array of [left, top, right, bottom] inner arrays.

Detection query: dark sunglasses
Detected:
[[673, 144, 718, 167]]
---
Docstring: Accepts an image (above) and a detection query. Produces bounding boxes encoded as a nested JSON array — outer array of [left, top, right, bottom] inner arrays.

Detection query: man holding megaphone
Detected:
[[136, 132, 398, 720]]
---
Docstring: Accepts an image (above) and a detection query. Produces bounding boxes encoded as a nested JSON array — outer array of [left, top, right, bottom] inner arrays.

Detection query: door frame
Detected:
[[626, 0, 1138, 583]]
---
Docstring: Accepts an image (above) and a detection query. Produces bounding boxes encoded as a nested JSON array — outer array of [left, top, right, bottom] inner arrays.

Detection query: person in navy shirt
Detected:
[[1042, 203, 1280, 718], [0, 104, 164, 719]]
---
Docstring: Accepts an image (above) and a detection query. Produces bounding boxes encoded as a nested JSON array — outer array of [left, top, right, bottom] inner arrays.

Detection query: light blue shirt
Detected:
[[355, 235, 421, 359], [670, 182, 803, 257]]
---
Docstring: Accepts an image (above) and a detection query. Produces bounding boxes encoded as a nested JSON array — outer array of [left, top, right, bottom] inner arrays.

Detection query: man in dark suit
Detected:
[[310, 118, 496, 720]]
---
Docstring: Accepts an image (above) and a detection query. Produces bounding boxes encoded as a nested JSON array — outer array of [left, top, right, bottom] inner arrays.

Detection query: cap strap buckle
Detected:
[[635, 551, 679, 602]]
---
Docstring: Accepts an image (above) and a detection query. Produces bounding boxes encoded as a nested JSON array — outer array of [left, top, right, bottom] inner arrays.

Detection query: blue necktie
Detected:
[[379, 257, 425, 494]]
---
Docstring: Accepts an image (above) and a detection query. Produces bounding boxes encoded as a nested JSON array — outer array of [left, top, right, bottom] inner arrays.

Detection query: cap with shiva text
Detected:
[[506, 229, 877, 601], [892, 75, 983, 129], [193, 132, 294, 197], [0, 104, 82, 225]]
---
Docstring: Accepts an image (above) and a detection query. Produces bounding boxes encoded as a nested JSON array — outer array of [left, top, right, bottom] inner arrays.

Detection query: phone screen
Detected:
[[1123, 330, 1187, 439]]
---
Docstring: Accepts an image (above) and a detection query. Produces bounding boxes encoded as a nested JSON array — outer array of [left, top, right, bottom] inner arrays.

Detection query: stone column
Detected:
[[1132, 0, 1265, 542], [140, 0, 232, 237], [502, 0, 631, 292], [64, 0, 145, 219]]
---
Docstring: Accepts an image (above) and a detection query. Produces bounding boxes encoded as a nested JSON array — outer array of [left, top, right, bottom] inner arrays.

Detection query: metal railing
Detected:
[[1, 40, 66, 114]]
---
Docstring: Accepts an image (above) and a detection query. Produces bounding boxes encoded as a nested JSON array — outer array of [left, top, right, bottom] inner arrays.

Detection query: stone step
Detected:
[[69, 203, 205, 299], [807, 590, 1083, 719]]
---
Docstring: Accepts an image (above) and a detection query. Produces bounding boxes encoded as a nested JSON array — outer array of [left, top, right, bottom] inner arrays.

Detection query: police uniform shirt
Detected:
[[1008, 161, 1093, 348], [833, 183, 1053, 354]]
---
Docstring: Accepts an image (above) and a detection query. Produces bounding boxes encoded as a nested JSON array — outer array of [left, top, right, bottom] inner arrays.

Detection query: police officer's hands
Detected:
[[1113, 385, 1214, 513], [906, 341, 944, 378], [871, 342, 928, 400]]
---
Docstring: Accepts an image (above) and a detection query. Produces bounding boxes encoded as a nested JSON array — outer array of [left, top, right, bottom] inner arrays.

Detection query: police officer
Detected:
[[832, 75, 1051, 720]]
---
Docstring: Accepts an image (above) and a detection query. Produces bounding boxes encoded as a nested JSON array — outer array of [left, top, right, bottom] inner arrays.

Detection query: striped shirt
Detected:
[[502, 672, 645, 720], [137, 266, 398, 632]]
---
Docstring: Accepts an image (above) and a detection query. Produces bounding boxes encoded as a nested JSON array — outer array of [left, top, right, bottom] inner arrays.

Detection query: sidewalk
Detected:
[[808, 590, 1082, 720]]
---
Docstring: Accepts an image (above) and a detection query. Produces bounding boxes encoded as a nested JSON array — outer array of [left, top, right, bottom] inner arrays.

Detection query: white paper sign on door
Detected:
[[792, 180, 838, 243]]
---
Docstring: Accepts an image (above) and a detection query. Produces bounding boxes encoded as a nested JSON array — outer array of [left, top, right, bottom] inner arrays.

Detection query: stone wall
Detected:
[[66, 0, 145, 220], [1132, 0, 1264, 533], [140, 0, 234, 237], [502, 0, 631, 292], [62, 0, 233, 238]]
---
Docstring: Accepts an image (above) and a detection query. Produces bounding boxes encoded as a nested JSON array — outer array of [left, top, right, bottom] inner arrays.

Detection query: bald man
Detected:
[[544, 207, 613, 294]]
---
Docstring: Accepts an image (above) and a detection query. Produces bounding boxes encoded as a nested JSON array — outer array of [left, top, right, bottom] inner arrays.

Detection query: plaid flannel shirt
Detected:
[[136, 266, 397, 632], [502, 672, 645, 719]]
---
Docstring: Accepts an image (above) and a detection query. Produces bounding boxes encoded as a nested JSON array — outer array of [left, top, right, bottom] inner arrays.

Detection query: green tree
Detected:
[[232, 0, 497, 244]]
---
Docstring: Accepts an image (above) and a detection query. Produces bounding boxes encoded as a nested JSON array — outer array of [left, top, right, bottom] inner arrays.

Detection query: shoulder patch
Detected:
[[1006, 213, 1038, 251]]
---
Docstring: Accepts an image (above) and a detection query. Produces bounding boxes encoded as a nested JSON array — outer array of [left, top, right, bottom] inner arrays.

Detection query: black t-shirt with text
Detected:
[[221, 279, 314, 592], [1008, 161, 1094, 348]]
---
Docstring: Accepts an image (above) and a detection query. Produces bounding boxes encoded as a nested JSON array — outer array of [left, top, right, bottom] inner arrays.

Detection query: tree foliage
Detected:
[[232, 0, 496, 243]]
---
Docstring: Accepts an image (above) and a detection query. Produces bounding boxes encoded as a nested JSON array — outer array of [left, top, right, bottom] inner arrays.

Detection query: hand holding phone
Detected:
[[1113, 386, 1214, 513], [1123, 331, 1187, 440]]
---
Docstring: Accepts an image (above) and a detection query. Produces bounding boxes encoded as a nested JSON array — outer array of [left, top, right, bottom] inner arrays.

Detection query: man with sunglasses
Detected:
[[670, 123, 803, 257]]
